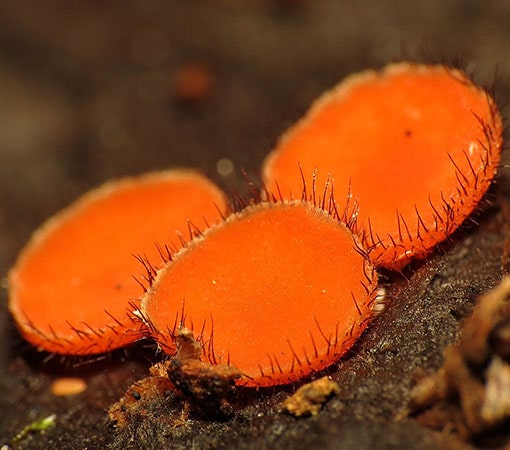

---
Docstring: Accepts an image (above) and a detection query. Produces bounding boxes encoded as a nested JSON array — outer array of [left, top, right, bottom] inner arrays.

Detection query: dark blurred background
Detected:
[[1, 1, 509, 449]]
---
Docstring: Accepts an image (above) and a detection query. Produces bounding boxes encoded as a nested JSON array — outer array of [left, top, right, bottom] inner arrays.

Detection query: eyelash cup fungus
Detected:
[[8, 170, 227, 355], [140, 188, 379, 387], [262, 63, 503, 269]]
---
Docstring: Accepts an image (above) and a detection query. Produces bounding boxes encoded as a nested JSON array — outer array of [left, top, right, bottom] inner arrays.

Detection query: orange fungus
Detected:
[[262, 63, 503, 269], [140, 197, 378, 387], [8, 170, 227, 355]]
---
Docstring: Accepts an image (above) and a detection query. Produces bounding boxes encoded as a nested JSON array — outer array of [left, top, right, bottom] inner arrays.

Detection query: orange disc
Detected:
[[9, 170, 227, 355], [262, 63, 503, 269], [141, 200, 378, 387]]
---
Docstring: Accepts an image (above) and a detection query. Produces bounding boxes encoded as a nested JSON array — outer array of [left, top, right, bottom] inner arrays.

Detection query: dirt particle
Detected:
[[283, 376, 340, 417], [50, 377, 87, 396]]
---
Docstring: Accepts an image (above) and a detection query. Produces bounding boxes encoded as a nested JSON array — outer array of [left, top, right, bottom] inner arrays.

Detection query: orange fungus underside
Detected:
[[262, 63, 503, 269], [8, 170, 227, 355], [141, 201, 378, 387]]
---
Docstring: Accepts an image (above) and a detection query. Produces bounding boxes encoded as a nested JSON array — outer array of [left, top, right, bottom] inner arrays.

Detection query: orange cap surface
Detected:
[[262, 63, 503, 269], [9, 170, 227, 355], [141, 200, 378, 387]]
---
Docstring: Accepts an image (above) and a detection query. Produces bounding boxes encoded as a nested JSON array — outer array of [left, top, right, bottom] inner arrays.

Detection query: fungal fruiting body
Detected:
[[8, 170, 227, 355], [262, 63, 503, 269], [140, 196, 378, 387]]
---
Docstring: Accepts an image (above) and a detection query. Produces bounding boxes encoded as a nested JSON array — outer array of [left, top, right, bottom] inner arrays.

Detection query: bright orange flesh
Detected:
[[8, 170, 227, 355], [141, 201, 377, 387], [262, 63, 503, 269]]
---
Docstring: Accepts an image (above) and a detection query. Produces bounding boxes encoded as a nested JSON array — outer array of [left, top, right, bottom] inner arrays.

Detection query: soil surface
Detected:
[[1, 1, 510, 449]]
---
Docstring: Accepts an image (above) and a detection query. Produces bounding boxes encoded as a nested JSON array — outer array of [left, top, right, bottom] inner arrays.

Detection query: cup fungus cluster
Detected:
[[7, 62, 503, 388]]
